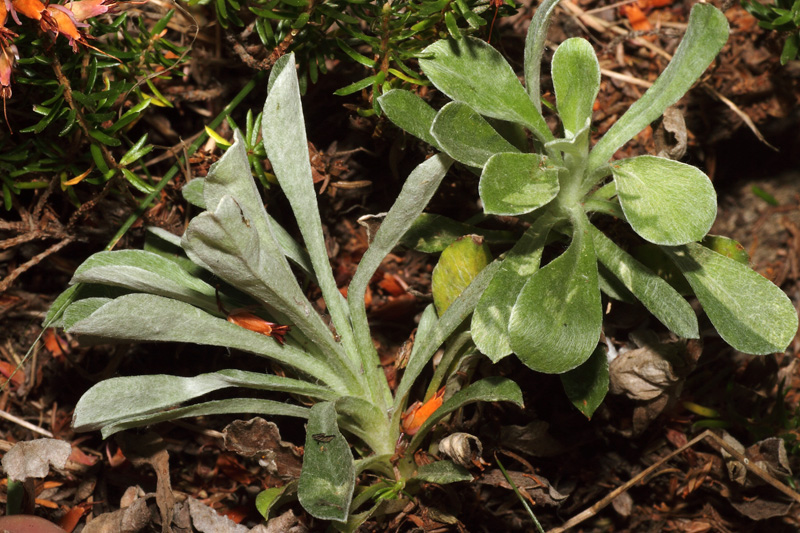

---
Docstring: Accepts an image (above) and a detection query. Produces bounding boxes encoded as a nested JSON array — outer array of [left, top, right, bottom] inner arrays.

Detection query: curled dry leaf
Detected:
[[82, 498, 150, 533], [438, 432, 484, 469], [654, 106, 687, 160], [1, 438, 71, 482], [608, 331, 702, 436], [222, 417, 302, 480], [188, 498, 249, 533], [477, 469, 569, 507]]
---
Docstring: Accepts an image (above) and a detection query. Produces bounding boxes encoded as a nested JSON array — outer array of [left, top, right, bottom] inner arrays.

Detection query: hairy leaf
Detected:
[[431, 102, 519, 167], [560, 345, 608, 418], [665, 243, 798, 355], [472, 223, 550, 360], [479, 153, 560, 215], [591, 226, 698, 338], [420, 37, 553, 142], [509, 214, 602, 373], [552, 38, 600, 136], [612, 156, 716, 245], [298, 402, 355, 522], [587, 4, 729, 173]]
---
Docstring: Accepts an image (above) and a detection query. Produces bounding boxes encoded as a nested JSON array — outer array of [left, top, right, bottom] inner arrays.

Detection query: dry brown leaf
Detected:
[[1, 438, 71, 481]]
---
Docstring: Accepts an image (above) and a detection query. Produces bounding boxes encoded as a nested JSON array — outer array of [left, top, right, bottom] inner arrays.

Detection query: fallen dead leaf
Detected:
[[1, 438, 71, 481]]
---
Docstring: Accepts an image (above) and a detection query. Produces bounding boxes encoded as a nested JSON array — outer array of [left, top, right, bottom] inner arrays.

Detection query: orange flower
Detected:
[[226, 310, 291, 345], [42, 4, 85, 51], [401, 387, 446, 436], [11, 0, 45, 21]]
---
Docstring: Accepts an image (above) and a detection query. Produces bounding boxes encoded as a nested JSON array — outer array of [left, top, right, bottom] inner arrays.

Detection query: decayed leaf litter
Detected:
[[0, 0, 796, 523]]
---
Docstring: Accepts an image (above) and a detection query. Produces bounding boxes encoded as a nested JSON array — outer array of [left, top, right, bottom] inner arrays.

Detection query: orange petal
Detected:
[[401, 387, 445, 436], [11, 0, 45, 20]]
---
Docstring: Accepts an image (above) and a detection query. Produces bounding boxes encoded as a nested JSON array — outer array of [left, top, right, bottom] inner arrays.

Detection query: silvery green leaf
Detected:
[[545, 121, 591, 157], [263, 52, 358, 365], [552, 38, 600, 137], [472, 223, 550, 360], [73, 371, 331, 434], [183, 195, 348, 367], [182, 178, 206, 209], [144, 227, 208, 279], [560, 344, 608, 419], [348, 154, 452, 409], [335, 397, 393, 455], [664, 243, 798, 355], [378, 89, 440, 149], [70, 250, 216, 311], [63, 297, 113, 331], [524, 0, 563, 111], [407, 377, 523, 451], [420, 37, 553, 143], [400, 213, 516, 253], [45, 284, 128, 328], [393, 261, 502, 421], [413, 461, 472, 484], [587, 4, 728, 173], [611, 156, 716, 245], [99, 398, 308, 439], [66, 293, 353, 393], [179, 177, 315, 277], [430, 102, 519, 167], [479, 153, 560, 215], [591, 225, 698, 338], [298, 402, 355, 522], [509, 214, 602, 373]]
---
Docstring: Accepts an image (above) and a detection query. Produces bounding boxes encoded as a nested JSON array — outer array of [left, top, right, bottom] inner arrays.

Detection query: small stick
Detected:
[[547, 430, 800, 533]]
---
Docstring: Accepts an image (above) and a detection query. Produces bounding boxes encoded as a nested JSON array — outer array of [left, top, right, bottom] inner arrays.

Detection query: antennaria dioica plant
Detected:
[[46, 53, 522, 526], [379, 1, 798, 416]]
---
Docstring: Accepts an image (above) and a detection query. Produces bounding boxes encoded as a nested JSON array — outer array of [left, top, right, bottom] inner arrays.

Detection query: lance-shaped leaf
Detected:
[[611, 156, 716, 245], [479, 153, 560, 216], [407, 377, 523, 451], [587, 4, 729, 174], [414, 461, 472, 484], [523, 0, 563, 111], [509, 214, 602, 373], [552, 38, 600, 137], [177, 180, 315, 277], [263, 54, 358, 364], [98, 398, 308, 439], [560, 345, 608, 419], [66, 293, 353, 393], [348, 154, 453, 409], [183, 195, 349, 367], [420, 37, 554, 143], [145, 227, 209, 279], [378, 89, 440, 149], [591, 225, 698, 338], [430, 102, 519, 168], [335, 397, 393, 455], [63, 297, 113, 331], [400, 213, 516, 253], [472, 223, 550, 360], [432, 235, 492, 315], [298, 402, 355, 522], [664, 243, 798, 355], [392, 261, 502, 423], [73, 371, 333, 434], [70, 250, 216, 310]]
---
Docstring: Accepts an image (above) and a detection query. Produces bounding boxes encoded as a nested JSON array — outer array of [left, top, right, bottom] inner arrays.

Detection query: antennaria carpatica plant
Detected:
[[46, 53, 522, 526], [379, 1, 798, 416]]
